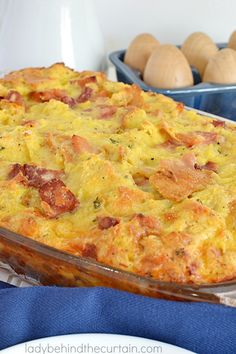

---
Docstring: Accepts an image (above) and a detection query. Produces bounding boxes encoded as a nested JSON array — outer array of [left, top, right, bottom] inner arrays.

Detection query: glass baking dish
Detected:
[[1, 108, 236, 307]]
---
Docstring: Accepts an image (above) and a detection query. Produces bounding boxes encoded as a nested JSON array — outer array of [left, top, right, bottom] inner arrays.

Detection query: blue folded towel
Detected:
[[0, 281, 235, 353]]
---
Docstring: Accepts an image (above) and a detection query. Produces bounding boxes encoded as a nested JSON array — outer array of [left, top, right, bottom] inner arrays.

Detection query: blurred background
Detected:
[[94, 0, 236, 51], [0, 0, 235, 72], [0, 0, 235, 118]]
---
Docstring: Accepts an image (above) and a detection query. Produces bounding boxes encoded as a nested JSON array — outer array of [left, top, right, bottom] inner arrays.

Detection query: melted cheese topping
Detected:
[[0, 63, 236, 284]]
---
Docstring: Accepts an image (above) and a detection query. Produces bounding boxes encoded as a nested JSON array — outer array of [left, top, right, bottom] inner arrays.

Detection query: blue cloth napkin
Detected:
[[0, 281, 235, 353]]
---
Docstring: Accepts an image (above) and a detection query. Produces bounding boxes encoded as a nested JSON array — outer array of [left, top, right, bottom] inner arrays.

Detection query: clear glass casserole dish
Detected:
[[1, 108, 236, 307], [1, 224, 236, 307]]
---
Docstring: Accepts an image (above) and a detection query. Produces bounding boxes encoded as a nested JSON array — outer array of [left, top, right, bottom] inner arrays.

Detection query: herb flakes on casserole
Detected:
[[0, 63, 236, 284]]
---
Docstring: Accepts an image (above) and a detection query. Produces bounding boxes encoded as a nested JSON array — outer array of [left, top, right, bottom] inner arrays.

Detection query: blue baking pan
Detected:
[[109, 44, 236, 120]]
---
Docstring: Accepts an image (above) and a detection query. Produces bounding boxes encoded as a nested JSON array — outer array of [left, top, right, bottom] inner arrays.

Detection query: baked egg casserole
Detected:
[[0, 63, 236, 285]]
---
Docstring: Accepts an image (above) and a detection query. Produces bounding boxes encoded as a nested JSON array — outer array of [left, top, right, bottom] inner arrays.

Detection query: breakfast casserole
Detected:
[[0, 63, 236, 285]]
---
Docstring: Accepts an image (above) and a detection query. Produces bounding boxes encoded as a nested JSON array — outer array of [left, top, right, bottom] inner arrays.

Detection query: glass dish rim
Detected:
[[1, 223, 236, 292]]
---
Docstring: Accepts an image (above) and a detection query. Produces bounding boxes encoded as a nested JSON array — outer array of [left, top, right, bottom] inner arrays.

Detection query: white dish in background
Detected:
[[1, 333, 195, 354], [0, 0, 105, 72]]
